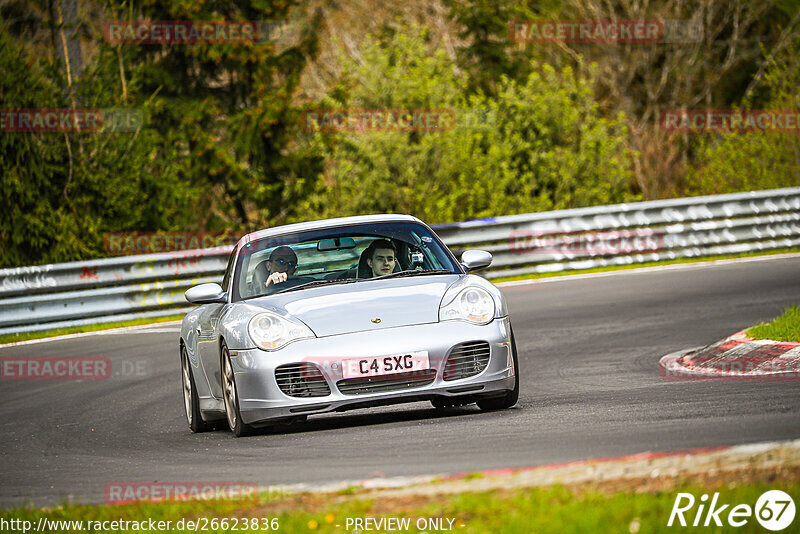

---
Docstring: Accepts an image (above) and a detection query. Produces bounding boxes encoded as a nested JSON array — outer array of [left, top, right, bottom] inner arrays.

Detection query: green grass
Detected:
[[490, 247, 800, 283], [747, 305, 800, 342], [1, 481, 795, 533], [0, 315, 185, 345]]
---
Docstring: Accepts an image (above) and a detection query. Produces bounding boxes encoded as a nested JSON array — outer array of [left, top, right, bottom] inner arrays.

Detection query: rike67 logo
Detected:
[[668, 490, 795, 530]]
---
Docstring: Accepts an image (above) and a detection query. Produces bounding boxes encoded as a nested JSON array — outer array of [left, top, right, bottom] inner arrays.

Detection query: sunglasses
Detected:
[[270, 258, 296, 267]]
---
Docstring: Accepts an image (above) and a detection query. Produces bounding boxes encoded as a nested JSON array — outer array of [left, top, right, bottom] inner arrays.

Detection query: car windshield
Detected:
[[232, 220, 462, 301]]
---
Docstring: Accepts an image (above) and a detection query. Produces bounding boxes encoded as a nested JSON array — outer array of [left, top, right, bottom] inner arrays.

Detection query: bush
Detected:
[[299, 27, 636, 224], [687, 35, 800, 194]]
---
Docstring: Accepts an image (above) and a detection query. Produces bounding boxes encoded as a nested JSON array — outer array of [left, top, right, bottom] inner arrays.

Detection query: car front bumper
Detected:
[[228, 317, 515, 424]]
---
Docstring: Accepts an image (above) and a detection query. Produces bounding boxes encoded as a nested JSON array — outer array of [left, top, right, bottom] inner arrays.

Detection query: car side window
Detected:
[[221, 250, 236, 292]]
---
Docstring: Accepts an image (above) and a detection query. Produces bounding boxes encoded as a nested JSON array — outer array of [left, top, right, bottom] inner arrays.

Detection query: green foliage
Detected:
[[0, 27, 193, 266], [112, 0, 324, 230], [299, 28, 635, 224], [443, 0, 538, 96], [687, 32, 800, 194], [2, 2, 797, 268], [0, 1, 323, 266], [0, 28, 62, 266]]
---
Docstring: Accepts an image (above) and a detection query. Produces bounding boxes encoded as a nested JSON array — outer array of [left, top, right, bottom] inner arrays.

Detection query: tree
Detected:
[[108, 0, 324, 230], [0, 27, 191, 266], [299, 27, 635, 224], [527, 0, 800, 198], [0, 0, 325, 266], [443, 0, 538, 96], [688, 32, 800, 194]]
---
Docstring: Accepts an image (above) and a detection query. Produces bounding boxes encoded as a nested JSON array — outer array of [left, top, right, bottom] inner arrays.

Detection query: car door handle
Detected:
[[195, 327, 201, 335]]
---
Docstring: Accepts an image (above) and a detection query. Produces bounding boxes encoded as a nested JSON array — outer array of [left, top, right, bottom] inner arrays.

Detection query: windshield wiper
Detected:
[[373, 269, 453, 280], [273, 277, 358, 295]]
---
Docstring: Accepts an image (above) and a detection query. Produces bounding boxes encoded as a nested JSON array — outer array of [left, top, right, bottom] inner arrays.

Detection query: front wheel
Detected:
[[477, 327, 520, 411], [181, 345, 212, 433], [221, 341, 255, 437]]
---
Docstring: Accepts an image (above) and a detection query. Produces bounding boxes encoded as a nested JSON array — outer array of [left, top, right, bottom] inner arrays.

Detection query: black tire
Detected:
[[221, 340, 255, 437], [181, 344, 212, 433], [477, 327, 520, 411]]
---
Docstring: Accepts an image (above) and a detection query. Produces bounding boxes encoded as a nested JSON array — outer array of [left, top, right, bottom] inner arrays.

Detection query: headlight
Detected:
[[439, 286, 495, 325], [248, 312, 315, 351]]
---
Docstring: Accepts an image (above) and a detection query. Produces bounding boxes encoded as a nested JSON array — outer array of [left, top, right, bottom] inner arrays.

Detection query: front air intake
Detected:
[[443, 341, 491, 381], [275, 363, 331, 397], [336, 369, 437, 395]]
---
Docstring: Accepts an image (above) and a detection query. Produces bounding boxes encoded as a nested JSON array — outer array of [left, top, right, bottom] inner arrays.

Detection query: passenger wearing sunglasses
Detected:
[[264, 246, 298, 287]]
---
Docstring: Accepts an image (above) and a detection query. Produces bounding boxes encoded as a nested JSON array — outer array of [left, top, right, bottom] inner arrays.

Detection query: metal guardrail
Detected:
[[1, 187, 798, 335], [434, 187, 800, 279]]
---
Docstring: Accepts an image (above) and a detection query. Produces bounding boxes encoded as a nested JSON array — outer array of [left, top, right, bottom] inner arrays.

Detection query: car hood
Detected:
[[247, 275, 462, 337]]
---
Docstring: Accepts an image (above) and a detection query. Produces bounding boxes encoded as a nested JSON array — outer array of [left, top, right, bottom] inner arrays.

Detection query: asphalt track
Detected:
[[2, 255, 799, 507]]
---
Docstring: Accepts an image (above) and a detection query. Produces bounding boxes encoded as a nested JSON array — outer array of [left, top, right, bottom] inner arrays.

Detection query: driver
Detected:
[[365, 239, 397, 277], [264, 246, 298, 287]]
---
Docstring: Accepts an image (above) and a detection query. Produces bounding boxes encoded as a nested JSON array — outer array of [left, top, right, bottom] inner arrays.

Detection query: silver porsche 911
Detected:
[[180, 214, 519, 436]]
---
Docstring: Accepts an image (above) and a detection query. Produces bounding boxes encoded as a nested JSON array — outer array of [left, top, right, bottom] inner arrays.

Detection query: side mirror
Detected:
[[460, 250, 492, 272], [185, 283, 226, 304]]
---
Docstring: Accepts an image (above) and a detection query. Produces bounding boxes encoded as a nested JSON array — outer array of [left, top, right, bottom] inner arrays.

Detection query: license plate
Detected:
[[341, 351, 429, 379]]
